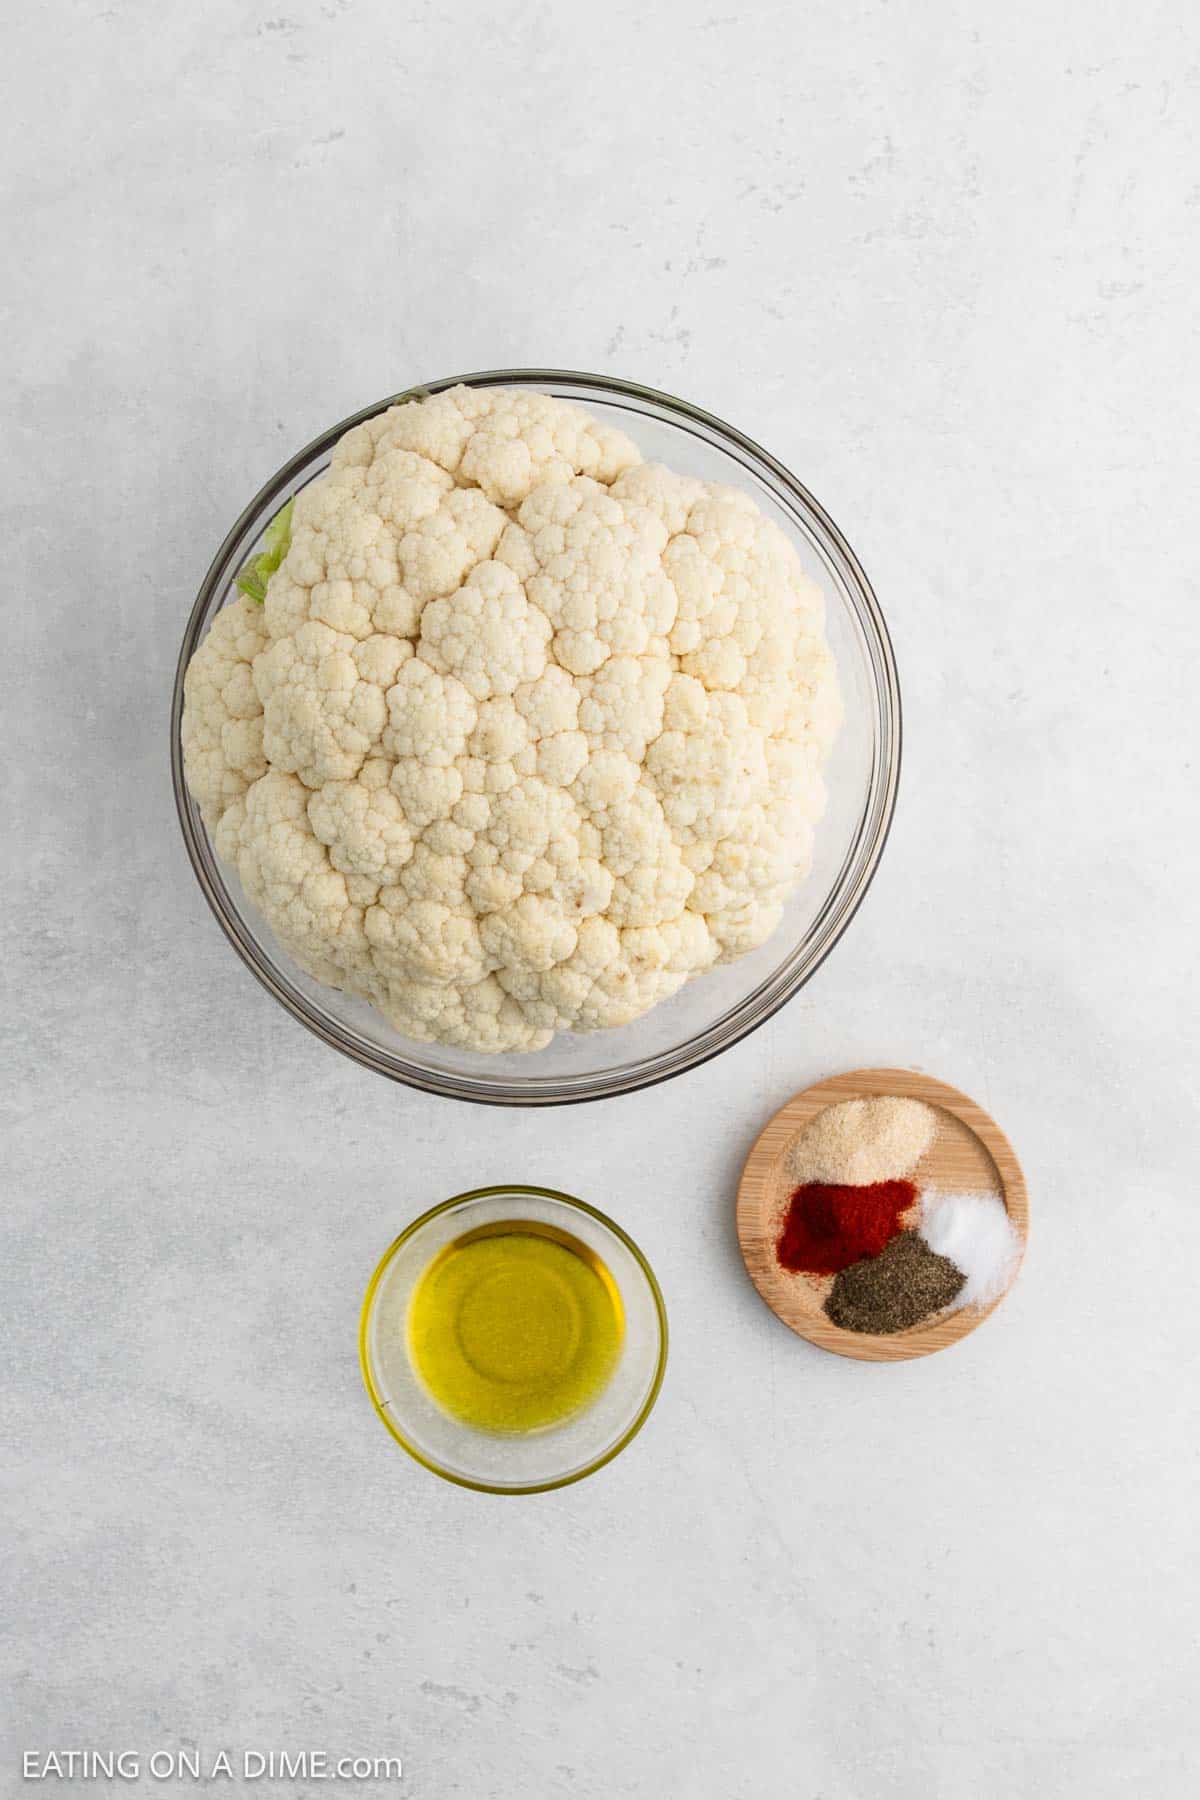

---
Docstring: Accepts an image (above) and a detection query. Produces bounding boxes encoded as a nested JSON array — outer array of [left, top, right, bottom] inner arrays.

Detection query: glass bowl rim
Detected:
[[358, 1183, 670, 1494], [171, 366, 901, 1105]]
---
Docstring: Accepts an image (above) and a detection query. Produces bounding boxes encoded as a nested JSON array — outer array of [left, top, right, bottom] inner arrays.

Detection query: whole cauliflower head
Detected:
[[183, 386, 840, 1053]]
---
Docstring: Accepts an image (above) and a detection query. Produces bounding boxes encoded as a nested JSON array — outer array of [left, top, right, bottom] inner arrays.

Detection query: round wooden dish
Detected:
[[736, 1069, 1029, 1362]]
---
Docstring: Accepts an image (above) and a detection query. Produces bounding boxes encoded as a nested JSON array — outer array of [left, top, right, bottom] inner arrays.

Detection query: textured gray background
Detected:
[[4, 1, 1199, 1795]]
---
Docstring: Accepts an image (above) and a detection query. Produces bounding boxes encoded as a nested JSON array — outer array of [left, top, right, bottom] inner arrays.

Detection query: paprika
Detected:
[[776, 1179, 916, 1276]]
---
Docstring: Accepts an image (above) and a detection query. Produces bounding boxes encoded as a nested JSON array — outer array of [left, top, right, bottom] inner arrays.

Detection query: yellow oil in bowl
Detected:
[[406, 1222, 624, 1434]]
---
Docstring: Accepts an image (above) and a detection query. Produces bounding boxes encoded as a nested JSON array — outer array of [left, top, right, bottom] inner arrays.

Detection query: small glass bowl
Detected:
[[359, 1187, 668, 1493], [171, 369, 901, 1104]]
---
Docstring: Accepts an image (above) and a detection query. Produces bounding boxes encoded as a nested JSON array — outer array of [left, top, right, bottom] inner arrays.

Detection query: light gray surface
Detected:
[[4, 2, 1199, 1795]]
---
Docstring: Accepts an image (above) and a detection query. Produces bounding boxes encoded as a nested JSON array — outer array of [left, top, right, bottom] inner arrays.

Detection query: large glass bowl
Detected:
[[171, 369, 900, 1105]]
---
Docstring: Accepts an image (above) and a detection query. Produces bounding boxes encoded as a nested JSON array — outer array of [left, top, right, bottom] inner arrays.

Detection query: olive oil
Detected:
[[406, 1222, 624, 1434]]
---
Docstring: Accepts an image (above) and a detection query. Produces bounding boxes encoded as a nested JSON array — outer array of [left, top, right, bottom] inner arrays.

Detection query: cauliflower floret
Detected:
[[481, 778, 581, 876], [223, 771, 368, 978], [535, 730, 589, 787], [181, 594, 269, 827], [644, 691, 770, 847], [457, 388, 640, 508], [379, 970, 550, 1054], [394, 487, 508, 612], [399, 841, 470, 909], [374, 385, 639, 509], [705, 897, 786, 962], [515, 943, 686, 1037], [182, 386, 841, 1054], [365, 892, 487, 987], [463, 859, 524, 914], [252, 620, 395, 788], [573, 783, 693, 928], [587, 784, 673, 875], [419, 560, 552, 701], [306, 771, 415, 882], [520, 480, 677, 675], [469, 697, 530, 764], [607, 857, 694, 930], [278, 465, 407, 641], [662, 908, 718, 975], [543, 855, 614, 919], [577, 654, 671, 761], [480, 894, 578, 974], [388, 759, 464, 829], [571, 749, 641, 818], [382, 658, 476, 764], [359, 446, 456, 530], [610, 462, 706, 534], [782, 633, 844, 755], [663, 485, 833, 736], [515, 664, 581, 736], [367, 386, 493, 475]]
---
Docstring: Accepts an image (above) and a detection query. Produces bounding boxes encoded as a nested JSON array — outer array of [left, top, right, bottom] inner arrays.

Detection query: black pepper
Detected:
[[824, 1230, 965, 1334]]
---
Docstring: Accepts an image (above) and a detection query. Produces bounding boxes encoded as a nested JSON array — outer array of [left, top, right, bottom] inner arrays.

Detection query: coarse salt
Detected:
[[919, 1190, 1021, 1308]]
